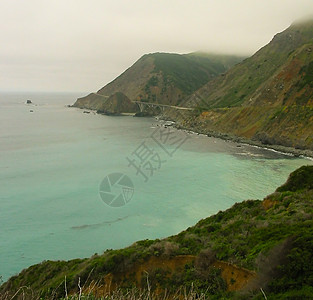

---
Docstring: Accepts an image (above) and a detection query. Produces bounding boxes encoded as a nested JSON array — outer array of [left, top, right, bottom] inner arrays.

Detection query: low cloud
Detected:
[[0, 0, 312, 92]]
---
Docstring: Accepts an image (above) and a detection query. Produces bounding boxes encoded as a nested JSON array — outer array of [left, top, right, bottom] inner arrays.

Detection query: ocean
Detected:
[[0, 92, 311, 282]]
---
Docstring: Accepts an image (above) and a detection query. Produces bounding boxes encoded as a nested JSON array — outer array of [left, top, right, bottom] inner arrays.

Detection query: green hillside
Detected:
[[187, 19, 313, 109], [1, 165, 313, 299], [73, 52, 245, 109], [185, 52, 243, 73], [146, 52, 243, 96], [146, 53, 210, 95], [182, 19, 313, 151]]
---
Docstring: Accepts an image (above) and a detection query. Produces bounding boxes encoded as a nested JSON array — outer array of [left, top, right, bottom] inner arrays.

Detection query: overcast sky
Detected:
[[0, 0, 312, 93]]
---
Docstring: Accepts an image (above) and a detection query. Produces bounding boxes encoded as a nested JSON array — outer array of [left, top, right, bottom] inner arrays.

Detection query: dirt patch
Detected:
[[132, 255, 196, 286], [262, 198, 278, 210], [94, 255, 257, 295], [213, 261, 256, 291]]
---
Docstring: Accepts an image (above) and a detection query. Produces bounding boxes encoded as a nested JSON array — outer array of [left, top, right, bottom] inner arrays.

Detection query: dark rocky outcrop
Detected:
[[96, 92, 137, 115]]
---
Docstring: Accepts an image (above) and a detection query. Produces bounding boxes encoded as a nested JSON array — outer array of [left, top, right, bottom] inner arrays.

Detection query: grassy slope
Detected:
[[185, 52, 244, 75], [150, 53, 211, 96], [187, 20, 313, 109], [150, 52, 244, 96], [1, 166, 313, 299], [73, 52, 245, 109], [183, 20, 313, 151]]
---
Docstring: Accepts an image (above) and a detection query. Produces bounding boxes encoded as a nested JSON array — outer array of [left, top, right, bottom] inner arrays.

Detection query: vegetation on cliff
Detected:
[[1, 165, 312, 299], [183, 19, 313, 150], [73, 52, 244, 109], [72, 19, 313, 152]]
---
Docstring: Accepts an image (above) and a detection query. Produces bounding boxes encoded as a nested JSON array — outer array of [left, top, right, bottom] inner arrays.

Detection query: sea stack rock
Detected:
[[26, 100, 32, 104]]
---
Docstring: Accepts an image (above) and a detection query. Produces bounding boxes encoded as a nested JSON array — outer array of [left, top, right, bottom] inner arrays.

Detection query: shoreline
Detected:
[[154, 116, 313, 160], [70, 106, 313, 160], [175, 124, 313, 160]]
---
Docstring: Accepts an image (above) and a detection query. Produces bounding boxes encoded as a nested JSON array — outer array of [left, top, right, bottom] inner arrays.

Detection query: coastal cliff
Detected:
[[181, 19, 313, 151], [73, 52, 244, 110], [73, 20, 313, 152]]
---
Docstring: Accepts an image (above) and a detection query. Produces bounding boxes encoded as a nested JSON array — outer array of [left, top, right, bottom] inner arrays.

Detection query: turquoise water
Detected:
[[0, 92, 311, 282]]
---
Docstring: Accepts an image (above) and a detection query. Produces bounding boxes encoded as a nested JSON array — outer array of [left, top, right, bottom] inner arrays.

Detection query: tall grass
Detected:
[[0, 287, 209, 300], [0, 280, 210, 300]]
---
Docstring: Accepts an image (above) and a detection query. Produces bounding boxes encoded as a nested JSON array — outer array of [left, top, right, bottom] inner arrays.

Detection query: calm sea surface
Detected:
[[0, 92, 311, 281]]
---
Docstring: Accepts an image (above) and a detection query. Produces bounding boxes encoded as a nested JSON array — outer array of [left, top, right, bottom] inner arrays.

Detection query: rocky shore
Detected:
[[177, 123, 313, 159], [70, 104, 313, 159], [157, 109, 313, 159]]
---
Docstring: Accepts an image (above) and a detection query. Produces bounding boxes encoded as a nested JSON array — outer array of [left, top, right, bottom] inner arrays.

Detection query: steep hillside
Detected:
[[73, 52, 244, 109], [181, 20, 313, 150], [1, 165, 313, 299], [186, 52, 245, 73], [187, 19, 313, 108]]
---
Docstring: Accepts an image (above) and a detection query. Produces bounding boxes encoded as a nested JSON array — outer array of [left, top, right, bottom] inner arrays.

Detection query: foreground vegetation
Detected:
[[1, 165, 312, 299]]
